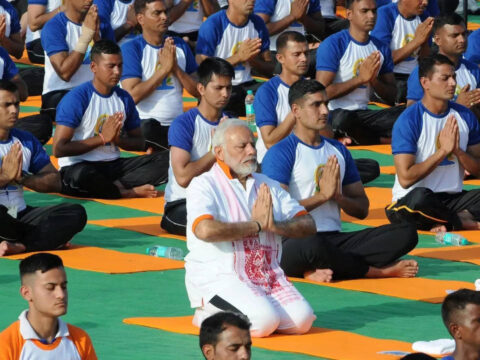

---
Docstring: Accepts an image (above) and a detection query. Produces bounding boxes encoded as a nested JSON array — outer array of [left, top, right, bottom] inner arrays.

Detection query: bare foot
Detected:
[[0, 241, 26, 256], [458, 210, 480, 230], [379, 137, 392, 144], [430, 224, 447, 233], [304, 269, 333, 283], [122, 184, 158, 198], [338, 137, 352, 146], [145, 147, 153, 155], [366, 260, 418, 278]]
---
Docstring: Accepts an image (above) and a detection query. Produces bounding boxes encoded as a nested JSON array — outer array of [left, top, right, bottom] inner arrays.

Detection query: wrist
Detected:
[[253, 220, 262, 234], [98, 133, 106, 145]]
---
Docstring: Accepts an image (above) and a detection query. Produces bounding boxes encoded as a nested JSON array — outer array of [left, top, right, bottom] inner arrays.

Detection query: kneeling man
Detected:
[[185, 118, 317, 337]]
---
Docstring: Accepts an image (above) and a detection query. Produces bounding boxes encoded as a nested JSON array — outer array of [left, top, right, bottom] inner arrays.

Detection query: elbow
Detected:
[[398, 177, 414, 189], [58, 72, 73, 82], [357, 208, 369, 220], [52, 142, 64, 158], [176, 175, 193, 188]]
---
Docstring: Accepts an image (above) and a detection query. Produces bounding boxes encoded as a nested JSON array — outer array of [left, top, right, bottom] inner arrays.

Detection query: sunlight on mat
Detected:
[[411, 245, 480, 266]]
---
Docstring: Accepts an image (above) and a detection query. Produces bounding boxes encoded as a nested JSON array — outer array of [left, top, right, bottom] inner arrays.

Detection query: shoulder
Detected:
[[450, 101, 475, 121], [461, 58, 480, 74], [202, 10, 226, 27], [113, 86, 134, 102], [0, 0, 19, 16], [10, 129, 44, 153], [44, 12, 66, 31], [318, 30, 350, 56], [256, 77, 280, 96], [0, 320, 22, 356], [67, 323, 91, 340], [249, 13, 268, 29], [172, 36, 192, 52], [0, 320, 20, 341], [172, 108, 198, 127], [121, 35, 145, 52]]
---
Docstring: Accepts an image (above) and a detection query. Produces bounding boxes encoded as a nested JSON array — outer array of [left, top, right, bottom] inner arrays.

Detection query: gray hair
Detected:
[[211, 118, 251, 153]]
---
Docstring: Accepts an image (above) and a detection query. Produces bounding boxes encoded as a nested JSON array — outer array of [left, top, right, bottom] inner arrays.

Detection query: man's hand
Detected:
[[158, 37, 177, 75], [290, 0, 309, 21], [438, 114, 458, 155], [251, 183, 274, 233], [236, 38, 262, 63], [414, 17, 434, 46], [318, 155, 340, 201], [358, 51, 381, 85], [83, 4, 98, 32], [1, 142, 23, 183], [456, 84, 480, 108], [101, 112, 123, 143], [0, 15, 6, 41]]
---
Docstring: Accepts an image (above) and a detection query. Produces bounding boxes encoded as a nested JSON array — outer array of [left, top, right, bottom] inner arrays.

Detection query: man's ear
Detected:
[[346, 8, 353, 21], [420, 76, 429, 92], [450, 322, 462, 340], [90, 60, 97, 74], [198, 82, 206, 97], [214, 145, 224, 161], [276, 51, 284, 65], [202, 344, 215, 360], [20, 284, 32, 302]]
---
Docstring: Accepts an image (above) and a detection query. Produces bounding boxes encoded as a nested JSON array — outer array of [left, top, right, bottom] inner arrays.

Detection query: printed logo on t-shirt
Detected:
[[455, 84, 462, 98], [352, 58, 367, 89], [232, 42, 246, 71], [314, 163, 325, 192], [94, 114, 108, 136], [155, 61, 175, 90], [401, 34, 418, 59], [82, 39, 95, 65], [187, 0, 199, 11], [436, 133, 456, 166]]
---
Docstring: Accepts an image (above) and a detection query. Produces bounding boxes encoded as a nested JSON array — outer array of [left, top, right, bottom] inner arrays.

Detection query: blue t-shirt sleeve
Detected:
[[120, 40, 143, 80], [308, 0, 321, 14], [391, 107, 422, 154], [254, 82, 279, 127], [28, 0, 48, 4], [254, 0, 275, 16], [406, 66, 423, 101], [94, 0, 114, 24], [2, 2, 20, 34], [176, 38, 198, 74], [0, 47, 18, 79], [375, 39, 394, 74], [333, 141, 361, 185], [100, 20, 115, 42], [252, 15, 270, 53], [262, 137, 296, 185], [370, 7, 394, 46], [121, 89, 141, 131], [464, 59, 480, 88], [41, 16, 68, 56], [168, 112, 196, 152], [28, 134, 51, 174], [465, 30, 480, 64], [316, 34, 342, 72], [196, 14, 222, 56], [55, 87, 90, 128]]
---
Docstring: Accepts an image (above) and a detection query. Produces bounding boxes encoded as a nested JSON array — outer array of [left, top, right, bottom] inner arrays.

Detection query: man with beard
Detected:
[[185, 118, 317, 337]]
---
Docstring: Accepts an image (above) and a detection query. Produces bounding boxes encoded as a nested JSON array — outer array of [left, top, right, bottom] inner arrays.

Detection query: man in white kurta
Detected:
[[185, 119, 317, 338]]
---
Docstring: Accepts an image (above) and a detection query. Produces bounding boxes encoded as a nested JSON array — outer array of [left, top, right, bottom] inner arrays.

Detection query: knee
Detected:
[[287, 303, 315, 335], [248, 306, 281, 338], [394, 222, 419, 253], [406, 187, 435, 208]]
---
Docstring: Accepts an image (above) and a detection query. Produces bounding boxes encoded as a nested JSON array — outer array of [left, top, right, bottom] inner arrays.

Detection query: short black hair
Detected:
[[276, 31, 307, 53], [433, 13, 465, 35], [346, 0, 363, 9], [400, 353, 436, 360], [199, 312, 251, 350], [134, 0, 164, 14], [288, 79, 326, 106], [91, 39, 121, 62], [20, 253, 64, 281], [418, 54, 454, 80], [442, 289, 480, 335], [0, 79, 18, 94], [198, 57, 235, 86]]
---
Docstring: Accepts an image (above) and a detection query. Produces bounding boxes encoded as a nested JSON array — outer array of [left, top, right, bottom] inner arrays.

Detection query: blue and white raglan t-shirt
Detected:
[[316, 29, 393, 111], [253, 75, 291, 162], [95, 0, 135, 45], [391, 101, 480, 201], [262, 133, 360, 231], [466, 29, 480, 65], [371, 2, 429, 75], [164, 108, 221, 203], [407, 58, 480, 102], [377, 0, 439, 16], [41, 12, 115, 95], [55, 81, 141, 168], [0, 0, 20, 38], [196, 10, 270, 86], [121, 35, 198, 126], [0, 129, 51, 213], [169, 0, 205, 34], [0, 46, 19, 80], [254, 0, 321, 51], [26, 0, 61, 47]]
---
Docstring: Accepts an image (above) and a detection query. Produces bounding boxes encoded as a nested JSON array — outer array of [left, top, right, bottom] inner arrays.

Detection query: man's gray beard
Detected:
[[225, 154, 258, 177]]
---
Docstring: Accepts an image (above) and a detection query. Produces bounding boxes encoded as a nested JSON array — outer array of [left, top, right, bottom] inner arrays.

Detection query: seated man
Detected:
[[53, 40, 169, 199], [254, 0, 324, 77], [0, 0, 25, 59], [166, 0, 219, 46], [200, 312, 252, 360], [27, 0, 64, 64], [95, 0, 136, 44], [386, 55, 480, 231], [185, 118, 317, 337], [441, 289, 480, 360], [196, 0, 274, 116], [41, 1, 114, 122], [371, 0, 433, 104], [465, 28, 480, 66], [0, 79, 86, 257], [316, 0, 404, 145], [263, 79, 418, 282], [0, 253, 97, 359], [121, 0, 199, 151], [406, 14, 480, 120], [162, 57, 234, 236]]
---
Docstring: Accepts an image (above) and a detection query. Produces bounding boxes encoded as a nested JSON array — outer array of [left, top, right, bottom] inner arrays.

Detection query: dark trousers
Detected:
[[386, 187, 480, 231], [281, 223, 418, 280], [14, 113, 53, 145], [438, 0, 459, 14], [355, 158, 380, 184], [394, 73, 410, 104], [324, 17, 350, 38], [226, 80, 263, 117], [161, 198, 186, 236], [19, 66, 45, 95], [42, 89, 70, 122], [329, 105, 406, 144], [60, 152, 169, 199], [26, 38, 45, 64], [0, 203, 87, 251], [141, 119, 169, 151]]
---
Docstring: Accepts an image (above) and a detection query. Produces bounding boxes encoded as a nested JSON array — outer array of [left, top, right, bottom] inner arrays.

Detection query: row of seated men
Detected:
[[1, 0, 480, 340]]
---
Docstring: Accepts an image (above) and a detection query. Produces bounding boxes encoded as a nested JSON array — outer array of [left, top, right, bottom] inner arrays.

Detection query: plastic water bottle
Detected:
[[146, 246, 184, 260], [245, 90, 255, 128], [435, 232, 468, 246]]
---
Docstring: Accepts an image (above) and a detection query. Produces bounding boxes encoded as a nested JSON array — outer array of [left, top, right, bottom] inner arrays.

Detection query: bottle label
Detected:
[[245, 103, 254, 115], [155, 246, 168, 257]]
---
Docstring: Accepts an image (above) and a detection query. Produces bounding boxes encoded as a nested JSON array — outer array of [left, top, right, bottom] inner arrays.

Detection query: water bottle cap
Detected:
[[247, 90, 253, 95]]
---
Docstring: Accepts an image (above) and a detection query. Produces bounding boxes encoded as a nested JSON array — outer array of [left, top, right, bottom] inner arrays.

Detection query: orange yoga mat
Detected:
[[347, 144, 392, 155], [6, 245, 184, 274], [380, 165, 396, 175], [123, 316, 416, 360], [410, 245, 480, 266], [88, 216, 186, 241], [290, 277, 474, 303], [341, 187, 391, 227]]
